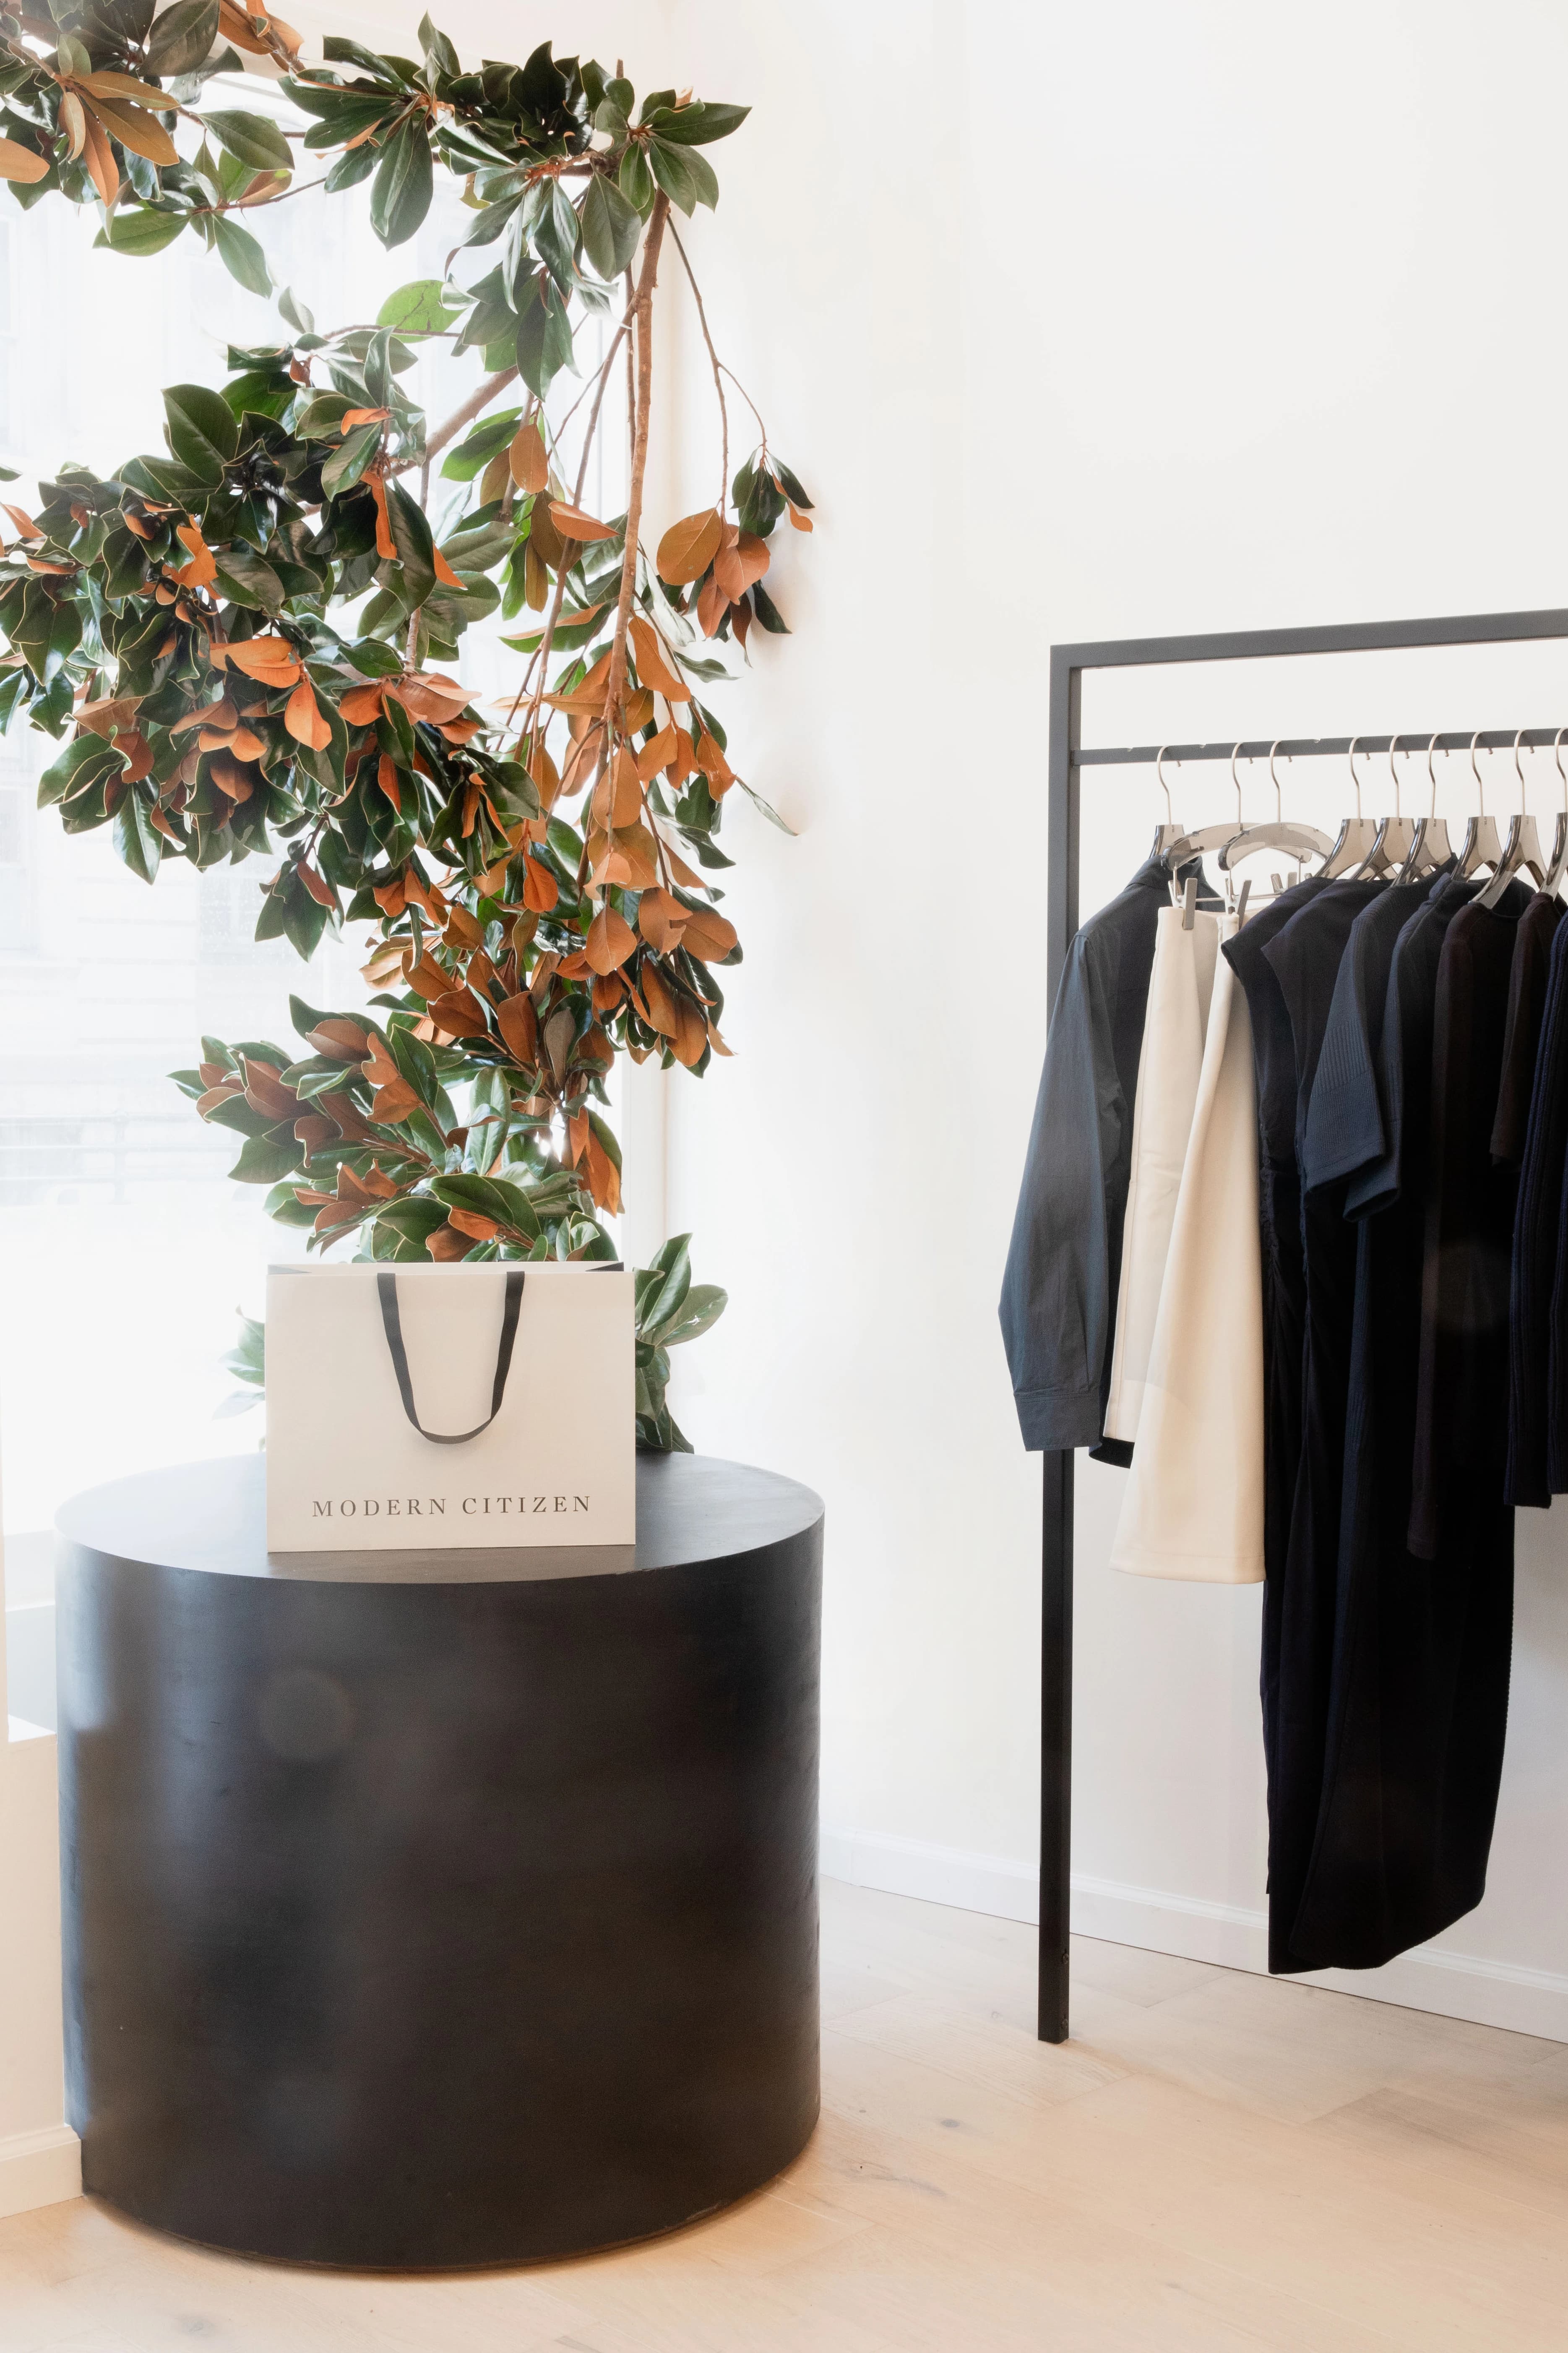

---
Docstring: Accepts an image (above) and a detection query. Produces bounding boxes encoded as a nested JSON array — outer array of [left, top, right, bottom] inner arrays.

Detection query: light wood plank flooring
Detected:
[[5, 1877, 1568, 2351]]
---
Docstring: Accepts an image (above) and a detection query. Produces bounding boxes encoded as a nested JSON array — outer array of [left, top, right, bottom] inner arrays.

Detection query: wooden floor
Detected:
[[6, 1877, 1568, 2351]]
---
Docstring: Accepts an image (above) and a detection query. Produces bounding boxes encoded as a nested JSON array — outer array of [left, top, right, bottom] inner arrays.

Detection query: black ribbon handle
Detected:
[[376, 1269, 526, 1446]]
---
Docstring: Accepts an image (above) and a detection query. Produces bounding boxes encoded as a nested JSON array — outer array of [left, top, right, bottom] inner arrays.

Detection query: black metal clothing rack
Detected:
[[1038, 605, 1568, 2046]]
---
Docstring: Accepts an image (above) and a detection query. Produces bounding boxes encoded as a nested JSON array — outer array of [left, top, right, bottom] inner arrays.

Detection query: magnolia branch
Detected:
[[604, 191, 670, 743]]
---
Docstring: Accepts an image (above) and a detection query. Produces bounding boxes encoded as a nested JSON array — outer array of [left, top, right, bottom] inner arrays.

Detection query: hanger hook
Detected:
[[1470, 728, 1486, 814], [1427, 729, 1442, 820], [1556, 726, 1568, 814], [1514, 726, 1529, 817], [1154, 742, 1175, 825], [1389, 733, 1403, 819], [1268, 737, 1289, 822], [1231, 740, 1245, 829], [1349, 734, 1366, 820]]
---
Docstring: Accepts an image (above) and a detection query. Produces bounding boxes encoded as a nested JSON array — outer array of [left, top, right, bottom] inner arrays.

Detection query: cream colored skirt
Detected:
[[1102, 903, 1219, 1444], [1110, 914, 1265, 1583]]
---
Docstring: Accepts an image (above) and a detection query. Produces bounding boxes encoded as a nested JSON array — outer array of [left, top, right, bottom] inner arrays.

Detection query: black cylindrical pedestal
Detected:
[[56, 1451, 822, 2270]]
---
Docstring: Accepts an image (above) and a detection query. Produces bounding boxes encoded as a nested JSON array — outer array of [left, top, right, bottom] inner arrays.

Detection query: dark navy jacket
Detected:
[[999, 858, 1179, 1456]]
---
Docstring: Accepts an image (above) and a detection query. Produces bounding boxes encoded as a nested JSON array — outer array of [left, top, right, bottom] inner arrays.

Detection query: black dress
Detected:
[[1287, 872, 1516, 1967], [1492, 892, 1564, 1168], [1410, 895, 1527, 1558], [1258, 878, 1386, 1974], [1220, 876, 1331, 1863], [1513, 918, 1568, 1501]]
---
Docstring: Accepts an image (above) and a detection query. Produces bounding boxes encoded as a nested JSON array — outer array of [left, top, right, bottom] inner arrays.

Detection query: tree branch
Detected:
[[604, 193, 670, 746], [412, 365, 521, 473]]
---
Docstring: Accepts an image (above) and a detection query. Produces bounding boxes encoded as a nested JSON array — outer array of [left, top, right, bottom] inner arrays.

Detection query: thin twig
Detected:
[[407, 366, 521, 473], [719, 363, 768, 458], [665, 217, 727, 511]]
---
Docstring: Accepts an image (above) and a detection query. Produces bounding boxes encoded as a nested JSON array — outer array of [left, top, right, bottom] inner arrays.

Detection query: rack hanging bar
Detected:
[[1075, 728, 1568, 768]]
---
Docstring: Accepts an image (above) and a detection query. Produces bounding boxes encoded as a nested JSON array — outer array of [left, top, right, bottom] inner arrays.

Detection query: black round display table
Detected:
[[55, 1450, 823, 2270]]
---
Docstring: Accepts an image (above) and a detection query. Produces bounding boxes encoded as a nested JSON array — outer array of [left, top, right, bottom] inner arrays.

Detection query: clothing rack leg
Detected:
[[1039, 645, 1080, 2044], [1039, 1446, 1074, 2042]]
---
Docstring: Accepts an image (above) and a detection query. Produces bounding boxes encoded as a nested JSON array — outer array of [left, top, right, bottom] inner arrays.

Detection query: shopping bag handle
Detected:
[[376, 1269, 525, 1446]]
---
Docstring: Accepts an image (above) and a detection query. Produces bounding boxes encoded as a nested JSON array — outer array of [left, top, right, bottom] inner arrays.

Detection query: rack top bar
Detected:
[[1077, 729, 1568, 768], [1052, 608, 1568, 671]]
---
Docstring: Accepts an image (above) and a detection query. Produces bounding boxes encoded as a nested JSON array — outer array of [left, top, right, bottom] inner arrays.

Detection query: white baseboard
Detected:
[[822, 1827, 1568, 2044], [0, 2123, 80, 2220]]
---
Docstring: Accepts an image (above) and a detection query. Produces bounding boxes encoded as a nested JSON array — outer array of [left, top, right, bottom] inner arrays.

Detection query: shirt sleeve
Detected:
[[1301, 928, 1383, 1193], [999, 927, 1123, 1450]]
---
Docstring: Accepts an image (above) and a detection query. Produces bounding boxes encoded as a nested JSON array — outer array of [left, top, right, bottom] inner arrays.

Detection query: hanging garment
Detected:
[[1000, 859, 1186, 1456], [1111, 915, 1264, 1582], [1511, 917, 1568, 1503], [1222, 876, 1333, 1883], [1102, 905, 1221, 1446], [1491, 892, 1565, 1168], [1255, 876, 1386, 1976], [1409, 894, 1529, 1560], [1286, 871, 1517, 1968]]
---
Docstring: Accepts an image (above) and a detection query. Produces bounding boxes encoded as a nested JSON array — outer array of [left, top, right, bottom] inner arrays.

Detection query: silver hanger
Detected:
[[1149, 743, 1188, 861], [1351, 735, 1421, 877], [1477, 728, 1547, 909], [1396, 731, 1455, 881], [1322, 736, 1388, 876], [1542, 728, 1568, 897], [1216, 735, 1332, 876], [1456, 730, 1505, 877]]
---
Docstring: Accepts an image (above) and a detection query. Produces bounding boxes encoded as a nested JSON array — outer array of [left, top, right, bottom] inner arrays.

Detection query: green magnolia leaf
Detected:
[[98, 206, 188, 258], [278, 283, 315, 334], [163, 381, 239, 481], [324, 140, 381, 196], [641, 1235, 691, 1334], [113, 788, 162, 883], [55, 32, 91, 76], [646, 101, 749, 146], [320, 419, 383, 498], [645, 137, 701, 217], [213, 544, 284, 612], [514, 274, 575, 400], [438, 405, 522, 480], [204, 109, 294, 173], [430, 1170, 542, 1239], [618, 141, 653, 214], [376, 277, 459, 333], [579, 172, 641, 278], [229, 1128, 305, 1183], [323, 34, 416, 87], [417, 12, 460, 78], [148, 0, 220, 76], [383, 477, 435, 604], [370, 117, 434, 249], [658, 1281, 727, 1346], [37, 732, 120, 808], [212, 212, 271, 296], [222, 1311, 266, 1385]]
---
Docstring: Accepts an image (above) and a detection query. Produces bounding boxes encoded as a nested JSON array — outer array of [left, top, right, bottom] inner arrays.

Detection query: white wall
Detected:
[[439, 0, 1568, 2035]]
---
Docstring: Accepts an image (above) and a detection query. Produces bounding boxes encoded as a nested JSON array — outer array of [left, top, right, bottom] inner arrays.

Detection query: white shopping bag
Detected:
[[265, 1261, 635, 1551]]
